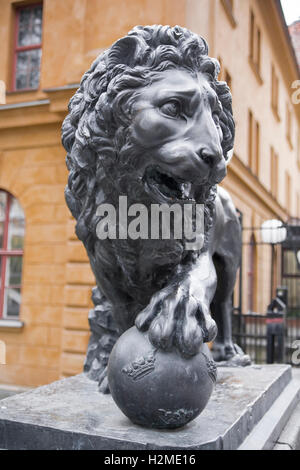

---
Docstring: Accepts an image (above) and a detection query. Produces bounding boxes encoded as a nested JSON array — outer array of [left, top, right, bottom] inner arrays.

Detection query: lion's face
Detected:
[[129, 69, 226, 204]]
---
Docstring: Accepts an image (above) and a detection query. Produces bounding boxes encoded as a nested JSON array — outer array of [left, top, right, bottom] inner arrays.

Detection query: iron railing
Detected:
[[232, 310, 300, 365]]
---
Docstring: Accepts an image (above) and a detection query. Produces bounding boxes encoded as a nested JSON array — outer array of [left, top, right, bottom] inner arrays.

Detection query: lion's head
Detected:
[[62, 25, 234, 254]]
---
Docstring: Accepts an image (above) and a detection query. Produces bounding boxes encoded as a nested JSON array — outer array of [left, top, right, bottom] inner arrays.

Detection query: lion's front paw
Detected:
[[135, 286, 217, 356]]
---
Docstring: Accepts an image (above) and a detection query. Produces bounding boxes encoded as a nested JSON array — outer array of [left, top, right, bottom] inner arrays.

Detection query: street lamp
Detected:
[[260, 219, 287, 302], [260, 219, 287, 244]]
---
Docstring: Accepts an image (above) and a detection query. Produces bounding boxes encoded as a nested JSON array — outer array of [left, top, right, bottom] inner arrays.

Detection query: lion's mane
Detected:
[[62, 25, 234, 254], [61, 26, 235, 384]]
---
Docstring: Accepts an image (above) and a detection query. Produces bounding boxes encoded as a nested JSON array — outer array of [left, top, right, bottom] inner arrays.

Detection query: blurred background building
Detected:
[[289, 19, 300, 67], [0, 0, 299, 387]]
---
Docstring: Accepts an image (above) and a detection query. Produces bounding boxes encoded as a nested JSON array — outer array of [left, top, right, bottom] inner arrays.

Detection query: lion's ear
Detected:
[[108, 36, 145, 68]]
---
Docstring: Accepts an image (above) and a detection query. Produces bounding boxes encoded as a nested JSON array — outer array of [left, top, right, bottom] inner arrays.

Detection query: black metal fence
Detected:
[[232, 310, 300, 366], [232, 217, 300, 366]]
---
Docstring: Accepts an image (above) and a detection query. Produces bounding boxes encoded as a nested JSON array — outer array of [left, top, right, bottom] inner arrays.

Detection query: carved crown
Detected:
[[122, 351, 156, 381]]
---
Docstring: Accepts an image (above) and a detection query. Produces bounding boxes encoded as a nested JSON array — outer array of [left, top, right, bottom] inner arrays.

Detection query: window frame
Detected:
[[286, 103, 293, 149], [220, 0, 237, 28], [285, 170, 291, 213], [224, 68, 232, 91], [248, 109, 253, 169], [271, 64, 280, 121], [249, 9, 263, 85], [217, 58, 233, 92], [297, 131, 300, 171], [270, 146, 279, 199], [12, 2, 43, 92], [0, 191, 24, 319], [255, 120, 260, 176], [282, 248, 300, 279], [248, 109, 260, 176]]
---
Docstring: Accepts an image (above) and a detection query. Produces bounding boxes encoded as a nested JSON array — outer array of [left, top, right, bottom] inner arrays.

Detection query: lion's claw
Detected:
[[178, 314, 203, 356], [135, 285, 217, 356], [148, 301, 176, 351], [135, 296, 162, 331]]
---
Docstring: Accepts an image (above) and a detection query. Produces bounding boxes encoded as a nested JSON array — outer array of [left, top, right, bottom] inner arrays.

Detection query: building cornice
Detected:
[[256, 0, 300, 123], [42, 84, 80, 93], [43, 85, 79, 113], [274, 0, 300, 75], [0, 85, 79, 130], [258, 0, 300, 80], [228, 153, 288, 221], [0, 99, 49, 111]]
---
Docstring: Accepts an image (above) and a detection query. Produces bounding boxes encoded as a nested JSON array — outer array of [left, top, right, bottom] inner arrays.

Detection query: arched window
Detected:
[[0, 191, 25, 318]]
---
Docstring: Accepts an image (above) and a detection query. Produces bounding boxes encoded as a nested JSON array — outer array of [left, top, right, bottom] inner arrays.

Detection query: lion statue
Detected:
[[62, 25, 249, 393]]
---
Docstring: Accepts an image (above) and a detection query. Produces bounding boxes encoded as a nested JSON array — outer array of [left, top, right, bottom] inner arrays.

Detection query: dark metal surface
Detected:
[[108, 326, 216, 429], [62, 25, 249, 428]]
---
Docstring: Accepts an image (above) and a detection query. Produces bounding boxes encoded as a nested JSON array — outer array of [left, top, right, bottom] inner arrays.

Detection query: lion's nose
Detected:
[[198, 148, 223, 168]]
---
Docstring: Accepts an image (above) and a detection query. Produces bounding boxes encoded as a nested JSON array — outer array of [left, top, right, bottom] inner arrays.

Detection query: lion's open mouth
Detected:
[[143, 167, 194, 202]]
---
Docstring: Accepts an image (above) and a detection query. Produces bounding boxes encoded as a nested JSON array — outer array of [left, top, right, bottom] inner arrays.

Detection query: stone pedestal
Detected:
[[0, 364, 298, 450]]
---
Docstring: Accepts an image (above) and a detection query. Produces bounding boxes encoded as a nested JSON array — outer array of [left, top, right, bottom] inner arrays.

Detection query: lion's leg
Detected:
[[210, 253, 238, 360], [135, 251, 218, 357], [210, 265, 251, 366], [210, 187, 250, 364]]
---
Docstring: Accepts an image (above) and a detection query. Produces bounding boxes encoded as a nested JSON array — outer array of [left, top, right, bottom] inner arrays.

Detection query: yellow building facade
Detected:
[[0, 0, 299, 387]]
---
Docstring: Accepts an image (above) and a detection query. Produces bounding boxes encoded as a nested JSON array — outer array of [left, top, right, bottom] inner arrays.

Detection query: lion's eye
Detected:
[[160, 100, 181, 118]]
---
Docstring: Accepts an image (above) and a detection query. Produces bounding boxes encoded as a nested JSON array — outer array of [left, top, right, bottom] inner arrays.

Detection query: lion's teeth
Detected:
[[181, 183, 192, 199]]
